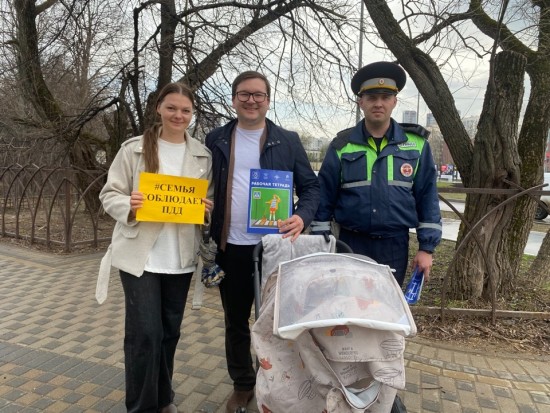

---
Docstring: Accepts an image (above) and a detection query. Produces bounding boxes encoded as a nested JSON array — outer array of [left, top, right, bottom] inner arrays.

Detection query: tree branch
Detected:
[[364, 0, 474, 184], [35, 0, 58, 15], [469, 0, 535, 60]]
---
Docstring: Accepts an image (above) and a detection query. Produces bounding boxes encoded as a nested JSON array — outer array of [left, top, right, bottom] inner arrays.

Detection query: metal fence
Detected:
[[437, 182, 549, 321], [1, 165, 548, 253], [0, 165, 110, 252]]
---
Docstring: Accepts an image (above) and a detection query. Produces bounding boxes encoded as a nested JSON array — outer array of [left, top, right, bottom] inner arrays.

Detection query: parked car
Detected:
[[535, 172, 550, 220]]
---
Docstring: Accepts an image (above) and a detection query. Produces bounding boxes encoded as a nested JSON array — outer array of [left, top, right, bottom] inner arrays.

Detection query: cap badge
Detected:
[[401, 163, 414, 177], [378, 78, 385, 85]]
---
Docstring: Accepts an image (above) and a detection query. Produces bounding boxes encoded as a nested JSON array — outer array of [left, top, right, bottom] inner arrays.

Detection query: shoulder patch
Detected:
[[331, 127, 353, 150], [400, 123, 430, 139]]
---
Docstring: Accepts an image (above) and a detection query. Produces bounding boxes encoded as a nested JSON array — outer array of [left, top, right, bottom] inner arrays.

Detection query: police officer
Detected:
[[312, 61, 442, 286]]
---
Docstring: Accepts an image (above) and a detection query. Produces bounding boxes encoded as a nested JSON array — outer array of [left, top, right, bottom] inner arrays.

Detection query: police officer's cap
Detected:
[[351, 61, 406, 96]]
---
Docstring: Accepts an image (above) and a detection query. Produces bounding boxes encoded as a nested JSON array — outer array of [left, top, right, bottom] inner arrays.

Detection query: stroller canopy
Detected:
[[273, 253, 416, 340]]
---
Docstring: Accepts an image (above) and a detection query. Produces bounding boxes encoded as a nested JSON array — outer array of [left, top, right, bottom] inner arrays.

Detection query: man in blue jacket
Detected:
[[205, 71, 319, 413], [312, 61, 442, 286]]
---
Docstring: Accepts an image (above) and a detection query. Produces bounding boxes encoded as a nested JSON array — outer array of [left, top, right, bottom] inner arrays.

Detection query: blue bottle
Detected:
[[404, 267, 424, 305]]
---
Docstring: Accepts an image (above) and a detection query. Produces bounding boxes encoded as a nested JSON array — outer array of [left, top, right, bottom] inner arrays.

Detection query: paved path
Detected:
[[437, 201, 548, 256], [1, 243, 549, 412]]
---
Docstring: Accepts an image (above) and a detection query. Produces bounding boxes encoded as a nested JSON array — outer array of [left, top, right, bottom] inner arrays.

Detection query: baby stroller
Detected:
[[251, 234, 414, 413]]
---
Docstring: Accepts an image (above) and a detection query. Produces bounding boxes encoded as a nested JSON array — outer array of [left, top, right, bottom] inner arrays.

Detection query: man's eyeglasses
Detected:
[[235, 92, 268, 103]]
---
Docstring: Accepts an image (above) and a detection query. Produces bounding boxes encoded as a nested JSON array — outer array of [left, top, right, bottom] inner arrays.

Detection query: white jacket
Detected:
[[96, 134, 213, 303]]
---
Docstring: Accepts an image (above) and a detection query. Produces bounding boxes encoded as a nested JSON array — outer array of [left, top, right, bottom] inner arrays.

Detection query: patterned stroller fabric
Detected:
[[251, 252, 416, 413]]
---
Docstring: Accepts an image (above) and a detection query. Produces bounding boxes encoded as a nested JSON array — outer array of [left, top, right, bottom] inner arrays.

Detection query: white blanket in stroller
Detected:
[[252, 253, 416, 413], [260, 233, 336, 289]]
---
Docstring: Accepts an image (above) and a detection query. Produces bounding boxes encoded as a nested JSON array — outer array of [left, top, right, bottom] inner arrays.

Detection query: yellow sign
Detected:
[[136, 172, 208, 224]]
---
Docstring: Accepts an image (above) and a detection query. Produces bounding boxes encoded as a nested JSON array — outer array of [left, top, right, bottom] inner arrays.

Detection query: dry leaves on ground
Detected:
[[411, 239, 550, 357]]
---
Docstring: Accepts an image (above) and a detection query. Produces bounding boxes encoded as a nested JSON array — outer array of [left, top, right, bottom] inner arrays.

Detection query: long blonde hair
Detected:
[[142, 82, 195, 172]]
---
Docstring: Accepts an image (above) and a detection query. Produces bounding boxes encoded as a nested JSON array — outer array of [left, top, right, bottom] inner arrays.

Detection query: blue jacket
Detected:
[[314, 118, 441, 253], [205, 118, 320, 247]]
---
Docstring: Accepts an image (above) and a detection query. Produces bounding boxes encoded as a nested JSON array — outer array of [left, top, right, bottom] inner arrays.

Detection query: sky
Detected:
[[274, 51, 533, 140], [271, 57, 498, 139], [270, 1, 534, 139]]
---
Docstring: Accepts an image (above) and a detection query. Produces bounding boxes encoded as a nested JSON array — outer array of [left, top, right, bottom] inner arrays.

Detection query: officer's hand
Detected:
[[278, 214, 304, 242], [412, 250, 433, 282]]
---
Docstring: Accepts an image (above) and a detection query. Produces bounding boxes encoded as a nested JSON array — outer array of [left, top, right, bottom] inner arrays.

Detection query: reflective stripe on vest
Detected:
[[336, 132, 426, 184]]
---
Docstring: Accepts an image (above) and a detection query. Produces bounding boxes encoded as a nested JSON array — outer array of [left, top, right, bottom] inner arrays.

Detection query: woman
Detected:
[[98, 82, 213, 413]]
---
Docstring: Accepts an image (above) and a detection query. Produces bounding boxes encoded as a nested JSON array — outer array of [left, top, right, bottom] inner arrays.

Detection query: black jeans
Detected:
[[120, 270, 192, 413], [216, 243, 257, 391], [339, 229, 410, 286]]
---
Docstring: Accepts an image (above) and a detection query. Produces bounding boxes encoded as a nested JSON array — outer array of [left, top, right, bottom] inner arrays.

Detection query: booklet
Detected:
[[247, 169, 293, 233]]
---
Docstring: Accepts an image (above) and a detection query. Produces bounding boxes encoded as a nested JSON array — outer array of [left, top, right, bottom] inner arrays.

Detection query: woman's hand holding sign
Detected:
[[129, 191, 144, 220], [202, 198, 213, 215]]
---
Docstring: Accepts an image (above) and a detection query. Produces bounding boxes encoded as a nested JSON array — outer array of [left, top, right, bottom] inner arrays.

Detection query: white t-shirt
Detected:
[[227, 127, 263, 245], [144, 138, 195, 274]]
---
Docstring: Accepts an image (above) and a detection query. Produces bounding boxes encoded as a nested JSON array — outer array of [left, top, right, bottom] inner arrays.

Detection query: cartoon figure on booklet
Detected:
[[266, 194, 281, 221]]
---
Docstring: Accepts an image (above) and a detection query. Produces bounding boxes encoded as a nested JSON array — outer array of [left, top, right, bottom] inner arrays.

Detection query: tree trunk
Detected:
[[530, 229, 550, 284], [469, 0, 550, 290], [103, 77, 133, 164], [157, 0, 177, 89], [70, 137, 102, 212], [142, 0, 178, 129], [14, 0, 63, 124], [364, 0, 474, 186], [452, 51, 525, 298], [510, 59, 550, 283], [14, 0, 101, 212]]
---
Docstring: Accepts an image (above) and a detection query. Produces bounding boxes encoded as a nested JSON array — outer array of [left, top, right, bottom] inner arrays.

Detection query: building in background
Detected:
[[427, 125, 456, 180], [462, 116, 480, 139], [427, 125, 443, 167], [300, 134, 330, 170], [426, 113, 437, 128], [402, 110, 417, 124], [425, 126, 453, 167]]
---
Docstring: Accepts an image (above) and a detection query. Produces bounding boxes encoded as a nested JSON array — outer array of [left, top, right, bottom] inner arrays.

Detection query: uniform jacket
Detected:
[[95, 134, 213, 303], [314, 118, 441, 253], [205, 118, 320, 247]]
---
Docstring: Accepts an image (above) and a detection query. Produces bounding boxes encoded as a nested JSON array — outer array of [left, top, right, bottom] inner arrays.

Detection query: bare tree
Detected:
[[9, 0, 127, 209], [3, 0, 363, 208], [124, 0, 361, 138], [364, 0, 550, 298], [2, 0, 123, 157], [470, 0, 550, 290], [3, 0, 362, 153]]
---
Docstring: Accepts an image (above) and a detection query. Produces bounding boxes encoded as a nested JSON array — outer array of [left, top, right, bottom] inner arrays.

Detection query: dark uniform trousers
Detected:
[[339, 228, 410, 286]]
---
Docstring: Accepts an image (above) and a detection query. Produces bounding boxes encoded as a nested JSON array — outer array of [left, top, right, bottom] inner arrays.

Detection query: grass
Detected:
[[437, 181, 466, 201], [440, 209, 549, 233], [410, 235, 547, 311]]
